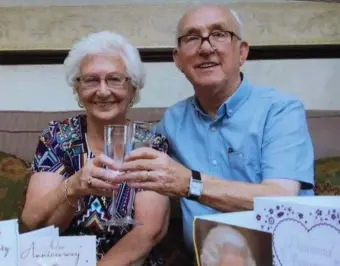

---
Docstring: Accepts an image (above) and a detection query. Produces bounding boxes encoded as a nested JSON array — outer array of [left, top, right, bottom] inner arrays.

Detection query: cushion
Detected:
[[314, 156, 340, 195], [0, 151, 31, 232]]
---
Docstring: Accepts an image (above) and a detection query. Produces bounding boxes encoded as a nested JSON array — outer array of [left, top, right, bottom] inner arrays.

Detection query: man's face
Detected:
[[173, 6, 248, 90]]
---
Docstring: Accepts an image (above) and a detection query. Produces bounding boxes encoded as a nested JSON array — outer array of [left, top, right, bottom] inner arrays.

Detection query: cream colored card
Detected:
[[0, 219, 19, 266], [18, 235, 96, 266]]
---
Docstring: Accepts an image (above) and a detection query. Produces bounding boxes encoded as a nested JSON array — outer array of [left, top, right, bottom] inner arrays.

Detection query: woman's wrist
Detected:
[[63, 178, 78, 208], [65, 172, 81, 198]]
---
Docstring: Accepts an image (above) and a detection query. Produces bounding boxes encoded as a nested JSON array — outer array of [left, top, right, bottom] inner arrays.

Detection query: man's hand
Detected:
[[110, 147, 191, 197]]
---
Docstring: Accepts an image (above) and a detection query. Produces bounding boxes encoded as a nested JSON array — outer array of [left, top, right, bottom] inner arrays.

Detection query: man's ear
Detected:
[[173, 48, 183, 73], [239, 40, 249, 67]]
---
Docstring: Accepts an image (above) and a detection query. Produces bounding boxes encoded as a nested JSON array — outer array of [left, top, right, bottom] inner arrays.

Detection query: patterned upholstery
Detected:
[[314, 156, 340, 195], [0, 151, 30, 232]]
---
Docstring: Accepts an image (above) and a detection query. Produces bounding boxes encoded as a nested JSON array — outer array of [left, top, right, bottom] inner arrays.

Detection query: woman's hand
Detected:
[[67, 154, 120, 198]]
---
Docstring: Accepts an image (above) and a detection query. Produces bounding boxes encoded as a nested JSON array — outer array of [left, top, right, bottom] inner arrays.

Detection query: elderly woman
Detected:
[[200, 225, 256, 266], [21, 31, 170, 266]]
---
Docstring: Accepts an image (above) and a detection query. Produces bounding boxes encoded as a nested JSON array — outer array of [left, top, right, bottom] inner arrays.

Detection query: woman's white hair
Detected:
[[200, 225, 256, 266], [64, 31, 146, 104]]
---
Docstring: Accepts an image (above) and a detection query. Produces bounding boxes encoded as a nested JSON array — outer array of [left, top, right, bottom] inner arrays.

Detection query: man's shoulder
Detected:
[[162, 96, 194, 120], [251, 82, 304, 108]]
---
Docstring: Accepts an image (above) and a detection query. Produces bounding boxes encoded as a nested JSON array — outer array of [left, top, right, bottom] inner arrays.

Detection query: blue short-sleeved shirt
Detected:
[[155, 74, 315, 251]]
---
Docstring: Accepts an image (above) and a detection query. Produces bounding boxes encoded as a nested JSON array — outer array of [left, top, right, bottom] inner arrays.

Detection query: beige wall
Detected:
[[1, 59, 339, 111], [0, 0, 339, 111], [0, 0, 296, 6]]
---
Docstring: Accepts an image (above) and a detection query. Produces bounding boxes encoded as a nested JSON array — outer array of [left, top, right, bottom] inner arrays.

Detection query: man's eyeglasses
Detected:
[[76, 73, 129, 90], [177, 30, 241, 51]]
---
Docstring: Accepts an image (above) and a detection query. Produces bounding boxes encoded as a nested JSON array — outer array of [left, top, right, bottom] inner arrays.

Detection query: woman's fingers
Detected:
[[92, 154, 115, 167], [90, 188, 115, 198], [108, 170, 155, 183], [124, 147, 159, 161], [89, 166, 121, 181], [91, 154, 124, 171], [90, 177, 116, 190], [81, 175, 116, 190]]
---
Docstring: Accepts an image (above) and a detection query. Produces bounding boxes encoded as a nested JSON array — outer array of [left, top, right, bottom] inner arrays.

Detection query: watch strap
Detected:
[[187, 170, 203, 201], [192, 169, 201, 181]]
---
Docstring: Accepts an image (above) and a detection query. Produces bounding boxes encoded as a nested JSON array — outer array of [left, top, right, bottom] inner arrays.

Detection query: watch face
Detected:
[[191, 179, 203, 196]]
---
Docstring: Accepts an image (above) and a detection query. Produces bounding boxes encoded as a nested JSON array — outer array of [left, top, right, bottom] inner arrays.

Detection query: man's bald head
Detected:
[[172, 3, 249, 100], [176, 4, 243, 40]]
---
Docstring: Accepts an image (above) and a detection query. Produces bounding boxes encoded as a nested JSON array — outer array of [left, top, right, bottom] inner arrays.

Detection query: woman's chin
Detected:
[[91, 109, 124, 123]]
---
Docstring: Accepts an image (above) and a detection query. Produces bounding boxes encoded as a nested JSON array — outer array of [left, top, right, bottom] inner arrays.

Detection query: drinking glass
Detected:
[[122, 121, 156, 226], [102, 124, 129, 227]]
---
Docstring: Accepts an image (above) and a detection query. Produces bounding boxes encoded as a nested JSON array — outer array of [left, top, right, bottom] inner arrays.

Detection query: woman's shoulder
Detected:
[[40, 114, 85, 143]]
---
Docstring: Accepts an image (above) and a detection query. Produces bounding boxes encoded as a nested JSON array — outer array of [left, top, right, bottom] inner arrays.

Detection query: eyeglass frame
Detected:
[[177, 30, 241, 50], [75, 72, 130, 90]]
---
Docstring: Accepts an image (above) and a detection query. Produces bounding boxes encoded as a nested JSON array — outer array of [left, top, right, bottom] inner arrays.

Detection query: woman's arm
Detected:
[[22, 172, 79, 232], [98, 191, 170, 266]]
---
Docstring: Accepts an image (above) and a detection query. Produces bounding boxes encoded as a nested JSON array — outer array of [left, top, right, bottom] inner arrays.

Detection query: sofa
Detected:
[[0, 109, 340, 265]]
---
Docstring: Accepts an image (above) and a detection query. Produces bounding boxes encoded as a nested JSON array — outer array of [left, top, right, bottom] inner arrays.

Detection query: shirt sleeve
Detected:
[[32, 123, 70, 178], [261, 98, 314, 190]]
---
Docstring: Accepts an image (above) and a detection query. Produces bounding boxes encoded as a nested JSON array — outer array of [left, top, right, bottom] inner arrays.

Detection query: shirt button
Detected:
[[212, 160, 217, 166], [211, 126, 216, 132]]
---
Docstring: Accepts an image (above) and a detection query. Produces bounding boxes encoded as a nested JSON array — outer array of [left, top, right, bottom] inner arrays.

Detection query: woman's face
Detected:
[[76, 53, 136, 122], [218, 244, 247, 266]]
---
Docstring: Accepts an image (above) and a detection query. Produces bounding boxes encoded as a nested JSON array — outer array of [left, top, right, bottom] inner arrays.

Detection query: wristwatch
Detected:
[[187, 170, 203, 201]]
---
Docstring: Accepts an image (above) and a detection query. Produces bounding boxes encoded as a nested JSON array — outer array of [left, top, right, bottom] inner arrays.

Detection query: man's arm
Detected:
[[114, 99, 314, 213], [199, 177, 300, 211], [195, 98, 314, 212], [98, 191, 170, 266]]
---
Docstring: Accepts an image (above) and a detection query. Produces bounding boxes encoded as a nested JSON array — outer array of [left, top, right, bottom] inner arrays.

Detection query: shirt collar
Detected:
[[192, 73, 252, 119]]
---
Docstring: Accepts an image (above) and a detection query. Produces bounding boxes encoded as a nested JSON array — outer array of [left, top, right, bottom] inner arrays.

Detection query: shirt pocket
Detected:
[[228, 150, 261, 183]]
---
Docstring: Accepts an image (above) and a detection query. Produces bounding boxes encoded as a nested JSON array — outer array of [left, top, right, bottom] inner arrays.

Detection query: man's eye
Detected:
[[184, 36, 200, 43], [212, 32, 227, 37]]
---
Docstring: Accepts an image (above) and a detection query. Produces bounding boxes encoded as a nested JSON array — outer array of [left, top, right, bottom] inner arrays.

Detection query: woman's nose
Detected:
[[96, 81, 111, 97]]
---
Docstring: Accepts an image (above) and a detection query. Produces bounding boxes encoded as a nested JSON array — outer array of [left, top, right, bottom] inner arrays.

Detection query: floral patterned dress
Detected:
[[32, 114, 168, 265]]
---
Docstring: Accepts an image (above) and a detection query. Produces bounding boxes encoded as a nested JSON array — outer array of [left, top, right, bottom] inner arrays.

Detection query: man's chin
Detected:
[[195, 79, 223, 90]]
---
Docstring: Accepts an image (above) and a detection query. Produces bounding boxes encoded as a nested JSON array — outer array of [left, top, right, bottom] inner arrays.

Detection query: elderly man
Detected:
[[112, 4, 314, 255]]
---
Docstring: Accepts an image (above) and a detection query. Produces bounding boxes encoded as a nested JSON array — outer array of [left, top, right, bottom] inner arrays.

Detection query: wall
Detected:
[[0, 0, 299, 6], [0, 0, 339, 111], [1, 58, 339, 111]]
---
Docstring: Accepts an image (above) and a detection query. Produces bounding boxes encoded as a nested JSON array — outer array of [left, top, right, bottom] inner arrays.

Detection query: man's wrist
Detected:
[[180, 168, 191, 197], [184, 169, 204, 200]]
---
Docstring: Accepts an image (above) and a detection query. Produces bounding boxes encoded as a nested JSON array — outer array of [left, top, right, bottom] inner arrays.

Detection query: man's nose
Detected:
[[198, 38, 215, 55]]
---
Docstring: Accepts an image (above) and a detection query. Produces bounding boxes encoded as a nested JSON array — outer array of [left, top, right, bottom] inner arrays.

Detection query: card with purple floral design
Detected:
[[254, 196, 340, 266]]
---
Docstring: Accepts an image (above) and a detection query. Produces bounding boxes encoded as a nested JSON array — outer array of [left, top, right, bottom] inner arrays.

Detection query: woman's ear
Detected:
[[73, 84, 80, 95], [129, 86, 137, 105]]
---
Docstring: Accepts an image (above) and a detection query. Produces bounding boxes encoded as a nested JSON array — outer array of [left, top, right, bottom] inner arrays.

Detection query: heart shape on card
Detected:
[[273, 219, 340, 266]]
